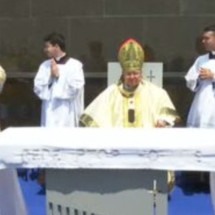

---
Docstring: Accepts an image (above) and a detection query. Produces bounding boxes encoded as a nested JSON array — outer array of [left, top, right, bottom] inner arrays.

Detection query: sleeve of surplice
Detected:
[[34, 62, 53, 100]]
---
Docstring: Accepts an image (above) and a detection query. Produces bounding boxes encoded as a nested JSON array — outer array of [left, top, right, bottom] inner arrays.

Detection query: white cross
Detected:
[[147, 70, 156, 82]]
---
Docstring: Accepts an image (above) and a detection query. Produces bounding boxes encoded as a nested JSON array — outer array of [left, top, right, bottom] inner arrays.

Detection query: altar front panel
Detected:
[[46, 169, 168, 215]]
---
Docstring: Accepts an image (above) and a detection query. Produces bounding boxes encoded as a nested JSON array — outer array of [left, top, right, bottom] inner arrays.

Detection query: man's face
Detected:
[[202, 31, 215, 52], [123, 71, 142, 88], [44, 42, 58, 58]]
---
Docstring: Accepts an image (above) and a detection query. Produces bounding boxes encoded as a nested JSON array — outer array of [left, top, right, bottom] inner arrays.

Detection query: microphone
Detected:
[[128, 109, 135, 123], [128, 98, 135, 123]]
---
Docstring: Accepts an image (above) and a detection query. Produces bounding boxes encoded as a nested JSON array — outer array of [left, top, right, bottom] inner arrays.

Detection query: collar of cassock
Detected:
[[54, 54, 70, 64], [209, 52, 215, 59], [118, 82, 143, 98]]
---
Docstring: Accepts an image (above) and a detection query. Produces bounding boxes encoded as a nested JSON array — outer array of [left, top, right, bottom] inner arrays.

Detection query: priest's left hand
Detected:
[[155, 120, 168, 128], [199, 68, 214, 80]]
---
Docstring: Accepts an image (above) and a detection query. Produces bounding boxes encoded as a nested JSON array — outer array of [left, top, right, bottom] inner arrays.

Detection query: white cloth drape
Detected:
[[0, 169, 27, 215]]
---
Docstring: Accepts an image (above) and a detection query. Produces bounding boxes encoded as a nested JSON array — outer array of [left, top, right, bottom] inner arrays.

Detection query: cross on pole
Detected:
[[147, 70, 156, 82], [148, 179, 159, 215]]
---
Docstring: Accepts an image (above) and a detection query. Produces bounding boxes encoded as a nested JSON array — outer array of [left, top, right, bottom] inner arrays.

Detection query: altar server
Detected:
[[185, 24, 215, 213], [34, 32, 85, 127]]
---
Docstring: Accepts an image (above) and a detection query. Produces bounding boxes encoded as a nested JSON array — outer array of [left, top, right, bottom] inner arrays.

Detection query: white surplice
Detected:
[[34, 58, 85, 127], [185, 53, 215, 128], [185, 53, 215, 214], [0, 169, 27, 215], [0, 67, 27, 215]]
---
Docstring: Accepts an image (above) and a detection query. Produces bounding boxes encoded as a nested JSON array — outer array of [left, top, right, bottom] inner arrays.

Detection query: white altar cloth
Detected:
[[0, 127, 215, 171]]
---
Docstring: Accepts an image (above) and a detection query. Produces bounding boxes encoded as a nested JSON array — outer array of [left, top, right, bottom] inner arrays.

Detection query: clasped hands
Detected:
[[51, 59, 59, 78], [199, 68, 214, 80]]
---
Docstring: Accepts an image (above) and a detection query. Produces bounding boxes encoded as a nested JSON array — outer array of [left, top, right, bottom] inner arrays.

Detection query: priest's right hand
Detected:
[[50, 59, 59, 78], [155, 120, 168, 128]]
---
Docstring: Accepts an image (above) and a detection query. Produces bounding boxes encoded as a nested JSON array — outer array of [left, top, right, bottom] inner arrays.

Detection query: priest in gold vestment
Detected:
[[0, 65, 6, 94], [80, 38, 179, 128], [0, 66, 27, 215]]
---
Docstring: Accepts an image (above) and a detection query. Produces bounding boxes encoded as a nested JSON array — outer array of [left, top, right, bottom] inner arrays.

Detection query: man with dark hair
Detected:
[[44, 32, 66, 51], [185, 25, 215, 212], [34, 32, 85, 127], [34, 32, 85, 194], [185, 25, 215, 126], [203, 24, 215, 33]]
